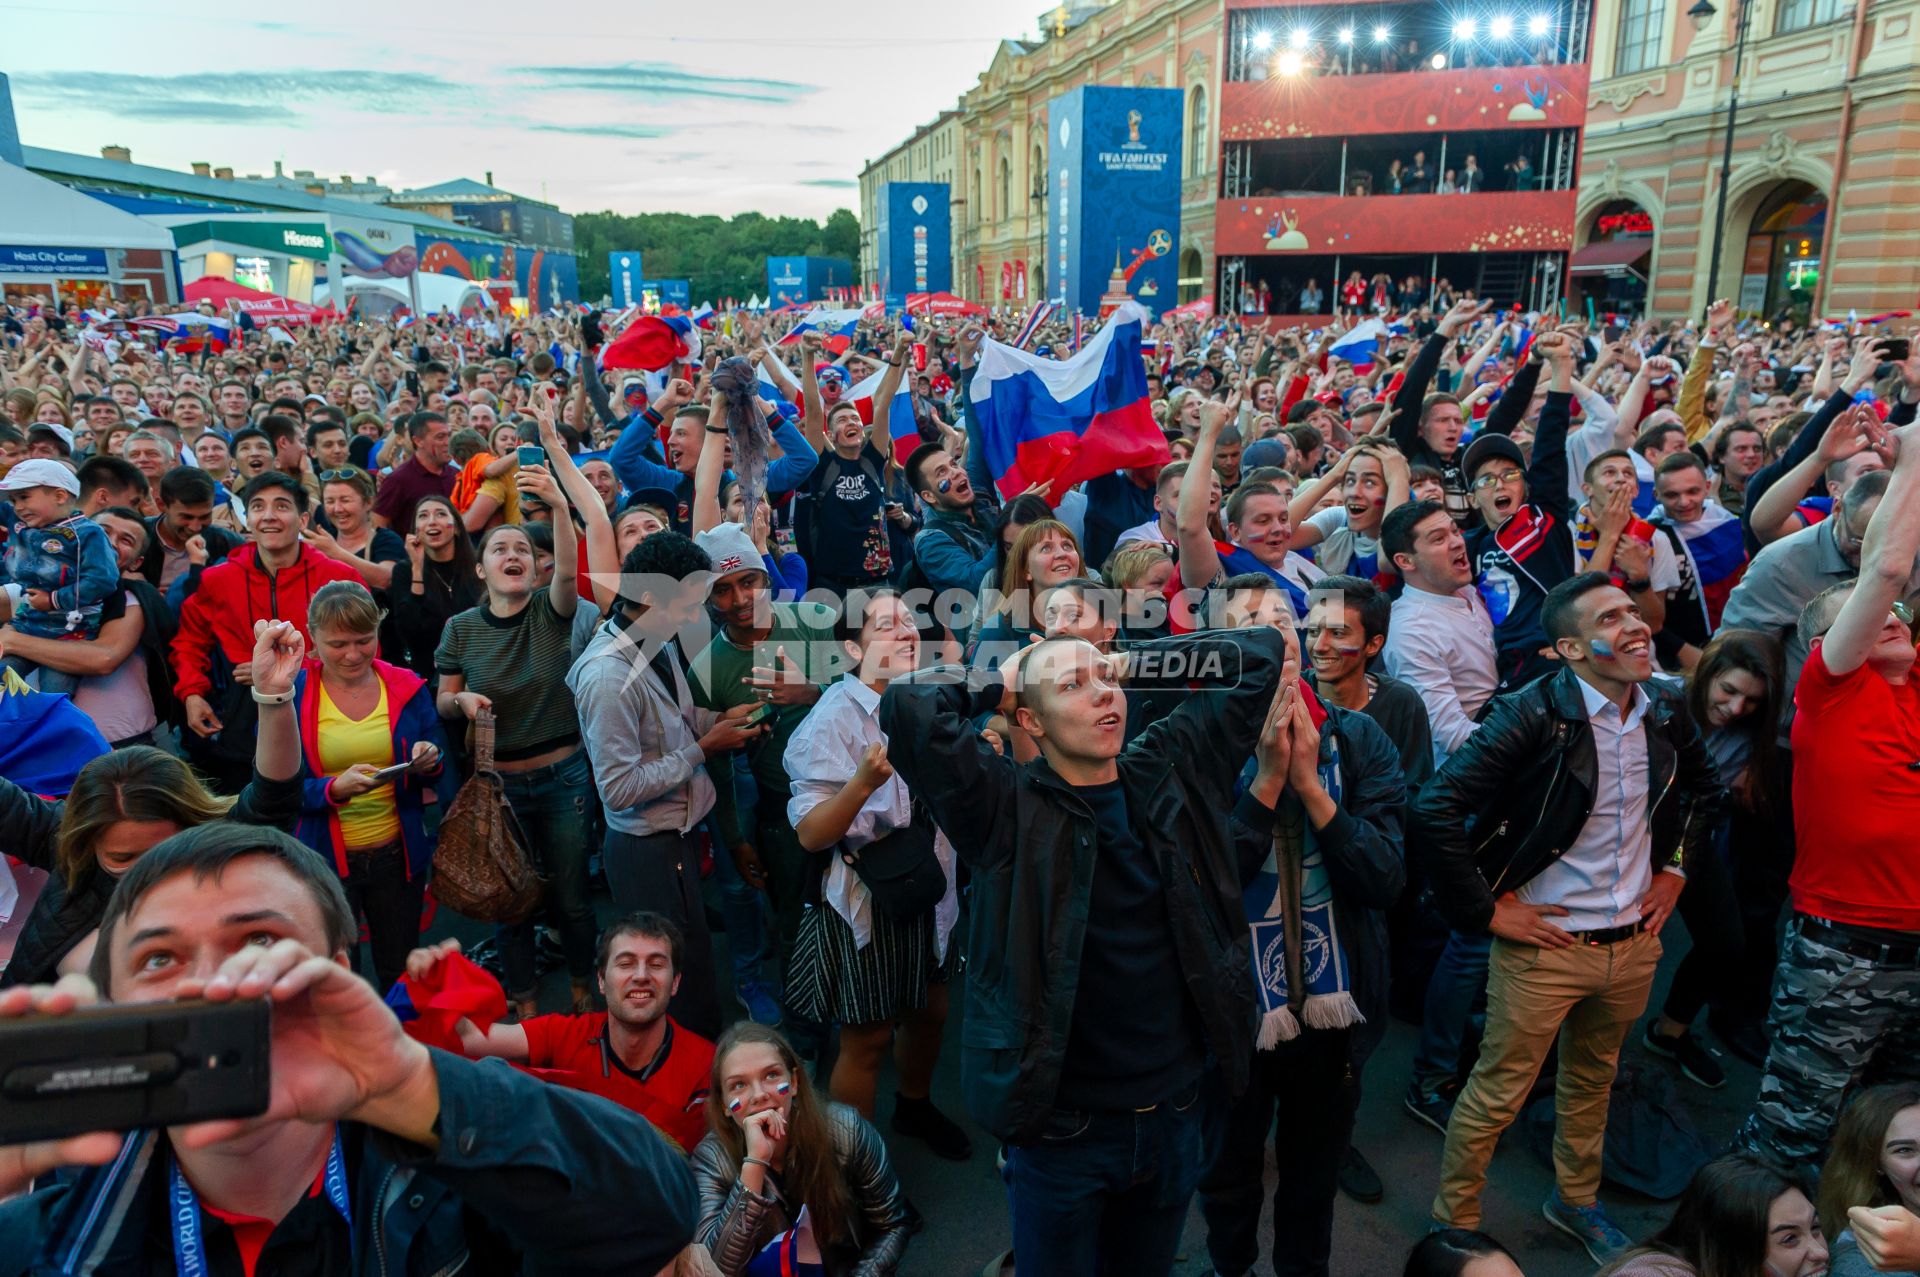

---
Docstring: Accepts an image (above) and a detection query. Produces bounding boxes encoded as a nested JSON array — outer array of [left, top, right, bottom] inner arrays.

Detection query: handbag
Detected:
[[430, 710, 544, 924], [838, 798, 945, 921]]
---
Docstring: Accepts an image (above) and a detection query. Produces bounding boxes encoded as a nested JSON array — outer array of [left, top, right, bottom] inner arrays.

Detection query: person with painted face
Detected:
[[1289, 443, 1412, 585], [1596, 1154, 1828, 1277], [1416, 572, 1723, 1263], [690, 1022, 911, 1275]]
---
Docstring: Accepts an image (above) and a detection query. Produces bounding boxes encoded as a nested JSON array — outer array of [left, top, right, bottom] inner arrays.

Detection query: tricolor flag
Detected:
[[129, 313, 235, 353], [1071, 312, 1086, 353], [1011, 301, 1058, 351], [1327, 318, 1388, 370], [600, 314, 701, 372], [692, 302, 715, 329], [1657, 501, 1749, 630], [843, 361, 919, 464], [779, 307, 864, 354], [969, 300, 1168, 501]]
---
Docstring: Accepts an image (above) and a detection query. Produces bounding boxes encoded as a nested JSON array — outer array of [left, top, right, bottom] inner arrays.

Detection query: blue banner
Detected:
[[1049, 86, 1182, 317], [0, 245, 109, 277], [766, 256, 852, 306], [609, 250, 643, 308], [877, 183, 951, 299]]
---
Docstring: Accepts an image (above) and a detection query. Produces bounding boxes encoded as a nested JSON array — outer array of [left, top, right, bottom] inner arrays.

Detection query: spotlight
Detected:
[[1373, 23, 1391, 42], [1453, 18, 1477, 39], [1430, 51, 1449, 68], [1489, 14, 1514, 38], [1289, 27, 1311, 49], [1338, 26, 1354, 43], [1277, 50, 1305, 75], [1528, 13, 1551, 35], [1251, 30, 1272, 50]]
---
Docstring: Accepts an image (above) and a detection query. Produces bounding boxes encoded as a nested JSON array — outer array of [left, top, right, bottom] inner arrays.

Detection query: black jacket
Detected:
[[136, 518, 241, 590], [0, 1050, 698, 1276], [1411, 667, 1724, 933], [878, 629, 1289, 1143], [0, 771, 302, 989]]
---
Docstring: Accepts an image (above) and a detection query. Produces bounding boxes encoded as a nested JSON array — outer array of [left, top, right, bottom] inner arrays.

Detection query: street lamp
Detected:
[[1693, 0, 1754, 317]]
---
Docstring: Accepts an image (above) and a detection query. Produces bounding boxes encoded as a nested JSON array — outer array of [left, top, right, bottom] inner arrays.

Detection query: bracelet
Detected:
[[706, 425, 730, 434], [742, 1155, 773, 1171], [251, 686, 295, 706], [1623, 578, 1653, 593]]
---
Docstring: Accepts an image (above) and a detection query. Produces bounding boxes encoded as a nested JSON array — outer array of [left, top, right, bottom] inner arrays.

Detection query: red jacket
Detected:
[[172, 543, 360, 700]]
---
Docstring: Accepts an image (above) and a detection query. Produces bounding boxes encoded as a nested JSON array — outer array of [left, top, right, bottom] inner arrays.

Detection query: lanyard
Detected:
[[169, 1128, 352, 1276]]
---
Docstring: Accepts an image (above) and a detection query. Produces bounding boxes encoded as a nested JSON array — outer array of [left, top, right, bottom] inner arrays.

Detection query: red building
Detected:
[[1214, 0, 1592, 318]]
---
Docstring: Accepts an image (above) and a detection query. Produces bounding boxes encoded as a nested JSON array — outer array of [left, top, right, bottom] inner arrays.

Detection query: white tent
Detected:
[[0, 161, 175, 257], [314, 274, 493, 319]]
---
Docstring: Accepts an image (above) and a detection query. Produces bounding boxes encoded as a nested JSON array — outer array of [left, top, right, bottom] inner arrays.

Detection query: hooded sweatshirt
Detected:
[[171, 543, 361, 701]]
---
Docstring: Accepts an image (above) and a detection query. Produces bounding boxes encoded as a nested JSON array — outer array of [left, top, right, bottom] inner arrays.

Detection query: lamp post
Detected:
[[1694, 0, 1753, 317]]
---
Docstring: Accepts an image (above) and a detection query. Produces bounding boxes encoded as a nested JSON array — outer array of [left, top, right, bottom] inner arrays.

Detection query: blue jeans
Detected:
[[1001, 1078, 1212, 1277], [496, 749, 598, 999], [714, 774, 769, 985], [0, 654, 77, 696], [1410, 929, 1492, 1099]]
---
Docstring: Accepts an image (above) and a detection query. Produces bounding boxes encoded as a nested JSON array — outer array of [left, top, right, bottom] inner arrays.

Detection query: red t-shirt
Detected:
[[520, 1013, 714, 1150], [1790, 641, 1920, 931]]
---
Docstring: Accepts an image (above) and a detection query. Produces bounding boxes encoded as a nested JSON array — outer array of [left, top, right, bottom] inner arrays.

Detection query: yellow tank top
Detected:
[[317, 679, 400, 851]]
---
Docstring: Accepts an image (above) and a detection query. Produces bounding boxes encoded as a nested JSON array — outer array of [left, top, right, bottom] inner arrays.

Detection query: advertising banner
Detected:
[[876, 182, 951, 301], [609, 251, 643, 308], [411, 232, 579, 311], [1050, 85, 1182, 317], [0, 245, 109, 276]]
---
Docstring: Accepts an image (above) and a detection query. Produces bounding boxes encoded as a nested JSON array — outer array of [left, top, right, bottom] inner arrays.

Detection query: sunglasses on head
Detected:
[[318, 468, 360, 483]]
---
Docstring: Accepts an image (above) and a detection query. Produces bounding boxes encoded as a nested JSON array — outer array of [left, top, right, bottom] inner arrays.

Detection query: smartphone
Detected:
[[368, 758, 417, 783], [743, 701, 776, 728], [1885, 338, 1911, 363], [517, 444, 546, 468], [1604, 324, 1625, 343], [0, 999, 270, 1143]]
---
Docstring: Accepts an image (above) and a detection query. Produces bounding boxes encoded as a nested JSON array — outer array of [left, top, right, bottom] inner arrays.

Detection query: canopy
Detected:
[[1569, 239, 1652, 278], [1165, 294, 1216, 319], [905, 291, 987, 318], [0, 161, 175, 274], [184, 275, 325, 325]]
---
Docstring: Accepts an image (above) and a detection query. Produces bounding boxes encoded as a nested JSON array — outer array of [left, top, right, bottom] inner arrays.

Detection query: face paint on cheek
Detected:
[[774, 1080, 793, 1097], [1333, 645, 1365, 655], [1588, 637, 1617, 662], [727, 1097, 745, 1114]]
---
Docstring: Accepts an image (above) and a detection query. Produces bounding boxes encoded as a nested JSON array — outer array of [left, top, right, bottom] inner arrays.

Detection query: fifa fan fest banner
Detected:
[[609, 251, 643, 308], [412, 231, 580, 312], [876, 182, 951, 311], [766, 256, 853, 307], [1049, 85, 1182, 318]]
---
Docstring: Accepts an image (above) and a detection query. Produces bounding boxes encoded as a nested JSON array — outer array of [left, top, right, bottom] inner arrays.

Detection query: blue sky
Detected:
[[2, 0, 1043, 218]]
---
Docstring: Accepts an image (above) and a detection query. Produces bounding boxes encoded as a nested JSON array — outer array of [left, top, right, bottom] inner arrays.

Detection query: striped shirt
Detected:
[[434, 587, 580, 761]]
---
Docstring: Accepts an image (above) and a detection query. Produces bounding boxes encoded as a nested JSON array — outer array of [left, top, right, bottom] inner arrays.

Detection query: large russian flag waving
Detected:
[[969, 300, 1168, 501], [779, 307, 864, 354], [601, 314, 701, 372], [844, 363, 920, 464], [1327, 318, 1388, 370]]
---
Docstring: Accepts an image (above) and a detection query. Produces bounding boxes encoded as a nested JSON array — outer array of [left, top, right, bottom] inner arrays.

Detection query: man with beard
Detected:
[[401, 914, 716, 1152]]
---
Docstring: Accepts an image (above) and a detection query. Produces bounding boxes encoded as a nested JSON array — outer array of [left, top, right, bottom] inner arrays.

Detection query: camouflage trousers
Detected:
[[1734, 915, 1920, 1171]]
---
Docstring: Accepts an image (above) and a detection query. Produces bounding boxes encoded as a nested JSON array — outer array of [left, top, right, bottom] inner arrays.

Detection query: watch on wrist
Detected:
[[251, 685, 295, 706], [1624, 577, 1653, 594]]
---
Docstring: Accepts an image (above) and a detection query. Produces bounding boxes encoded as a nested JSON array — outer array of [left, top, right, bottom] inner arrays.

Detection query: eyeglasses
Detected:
[[317, 469, 361, 483], [1471, 467, 1524, 491], [1894, 600, 1914, 626]]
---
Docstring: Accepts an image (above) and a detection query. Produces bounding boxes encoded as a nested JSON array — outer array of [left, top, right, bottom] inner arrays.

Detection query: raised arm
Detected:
[[1817, 419, 1920, 677], [693, 394, 728, 534], [1176, 392, 1237, 589], [866, 332, 915, 463]]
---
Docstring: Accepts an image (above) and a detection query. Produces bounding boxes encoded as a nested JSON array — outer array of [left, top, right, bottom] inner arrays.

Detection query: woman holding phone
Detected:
[[290, 580, 455, 991]]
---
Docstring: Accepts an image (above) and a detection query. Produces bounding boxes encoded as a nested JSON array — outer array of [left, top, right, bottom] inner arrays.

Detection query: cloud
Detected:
[[112, 99, 301, 125], [799, 178, 857, 188], [15, 70, 458, 116], [529, 122, 680, 140], [511, 62, 816, 104]]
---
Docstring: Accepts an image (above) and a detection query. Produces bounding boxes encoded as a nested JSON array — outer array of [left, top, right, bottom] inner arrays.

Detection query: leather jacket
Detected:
[[1411, 667, 1724, 933], [690, 1102, 910, 1276]]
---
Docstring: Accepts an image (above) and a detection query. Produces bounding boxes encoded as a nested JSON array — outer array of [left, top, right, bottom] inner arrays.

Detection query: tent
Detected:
[[905, 291, 988, 318], [0, 160, 175, 281], [314, 274, 493, 319], [1165, 294, 1215, 319], [184, 275, 326, 325]]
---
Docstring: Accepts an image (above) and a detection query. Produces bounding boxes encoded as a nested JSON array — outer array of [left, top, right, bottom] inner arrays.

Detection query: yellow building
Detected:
[[1578, 0, 1920, 321], [858, 0, 1226, 306]]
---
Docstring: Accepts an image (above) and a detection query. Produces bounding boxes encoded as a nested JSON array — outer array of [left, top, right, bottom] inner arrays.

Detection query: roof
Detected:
[[1569, 237, 1652, 276], [394, 177, 535, 204], [0, 160, 176, 252], [21, 146, 506, 242]]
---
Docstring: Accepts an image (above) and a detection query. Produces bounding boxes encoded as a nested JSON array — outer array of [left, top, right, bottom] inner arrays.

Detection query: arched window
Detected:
[[999, 157, 1012, 222], [1743, 181, 1828, 323], [1186, 85, 1210, 178]]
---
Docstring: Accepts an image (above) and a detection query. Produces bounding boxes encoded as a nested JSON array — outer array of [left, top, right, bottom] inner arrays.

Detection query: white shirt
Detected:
[[1516, 679, 1662, 931], [1382, 582, 1499, 768], [1115, 517, 1171, 548], [1304, 506, 1383, 577], [784, 676, 958, 958]]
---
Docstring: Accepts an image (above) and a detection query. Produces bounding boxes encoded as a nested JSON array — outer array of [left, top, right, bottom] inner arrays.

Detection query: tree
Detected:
[[573, 208, 862, 304]]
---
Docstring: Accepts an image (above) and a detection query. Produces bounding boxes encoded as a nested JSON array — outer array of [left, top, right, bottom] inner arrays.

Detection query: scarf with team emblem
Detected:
[[1243, 685, 1360, 1048]]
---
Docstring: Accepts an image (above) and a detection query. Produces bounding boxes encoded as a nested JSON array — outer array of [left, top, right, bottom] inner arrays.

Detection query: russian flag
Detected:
[[1660, 502, 1748, 629], [1011, 300, 1058, 351], [844, 362, 919, 463], [601, 314, 701, 372], [129, 313, 235, 353], [755, 359, 802, 422], [1327, 318, 1388, 370], [383, 950, 506, 1053], [779, 307, 864, 354], [969, 300, 1168, 501], [692, 302, 715, 329]]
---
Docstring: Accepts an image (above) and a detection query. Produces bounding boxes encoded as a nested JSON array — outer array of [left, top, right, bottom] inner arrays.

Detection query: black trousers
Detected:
[[1198, 1027, 1354, 1277], [1662, 819, 1747, 1026], [342, 841, 425, 994], [603, 827, 721, 1038]]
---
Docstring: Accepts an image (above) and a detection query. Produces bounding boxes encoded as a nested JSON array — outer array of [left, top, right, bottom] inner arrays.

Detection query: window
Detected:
[[999, 157, 1012, 221], [1613, 0, 1664, 74], [1186, 85, 1210, 178], [1775, 0, 1846, 31]]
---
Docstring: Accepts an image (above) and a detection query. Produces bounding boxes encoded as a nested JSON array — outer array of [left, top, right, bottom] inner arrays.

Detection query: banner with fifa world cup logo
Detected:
[[1050, 85, 1182, 318], [877, 183, 951, 311]]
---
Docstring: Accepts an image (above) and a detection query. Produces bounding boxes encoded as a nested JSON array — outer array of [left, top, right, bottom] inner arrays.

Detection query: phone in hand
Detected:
[[743, 701, 777, 728], [368, 758, 418, 784], [517, 444, 546, 468], [1884, 338, 1911, 363], [0, 999, 270, 1143]]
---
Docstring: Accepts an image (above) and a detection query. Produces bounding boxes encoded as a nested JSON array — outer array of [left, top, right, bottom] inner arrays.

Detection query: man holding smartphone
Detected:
[[0, 825, 699, 1274]]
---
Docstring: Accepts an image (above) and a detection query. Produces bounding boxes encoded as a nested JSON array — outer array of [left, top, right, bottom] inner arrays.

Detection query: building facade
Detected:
[[1579, 0, 1920, 321], [859, 0, 1226, 309]]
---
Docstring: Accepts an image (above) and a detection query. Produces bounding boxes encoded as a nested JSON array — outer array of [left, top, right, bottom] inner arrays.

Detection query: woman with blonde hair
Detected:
[[1821, 1084, 1920, 1276], [0, 621, 307, 987], [1103, 540, 1177, 640], [691, 1022, 911, 1275], [289, 580, 453, 990]]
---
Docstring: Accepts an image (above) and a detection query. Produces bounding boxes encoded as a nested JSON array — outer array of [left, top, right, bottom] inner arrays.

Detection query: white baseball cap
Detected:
[[693, 522, 763, 580], [27, 422, 75, 453], [0, 457, 81, 497]]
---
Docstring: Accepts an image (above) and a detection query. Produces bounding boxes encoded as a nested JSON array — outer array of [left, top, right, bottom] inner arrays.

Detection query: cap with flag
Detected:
[[1327, 318, 1388, 370], [601, 314, 702, 372], [779, 307, 864, 354], [969, 300, 1169, 501]]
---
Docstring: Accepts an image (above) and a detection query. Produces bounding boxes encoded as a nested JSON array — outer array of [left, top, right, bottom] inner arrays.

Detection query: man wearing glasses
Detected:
[[1735, 416, 1920, 1173], [1461, 329, 1585, 690]]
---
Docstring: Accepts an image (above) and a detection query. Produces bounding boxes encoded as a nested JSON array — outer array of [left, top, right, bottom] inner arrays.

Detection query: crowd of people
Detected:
[[1, 282, 1920, 1277]]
